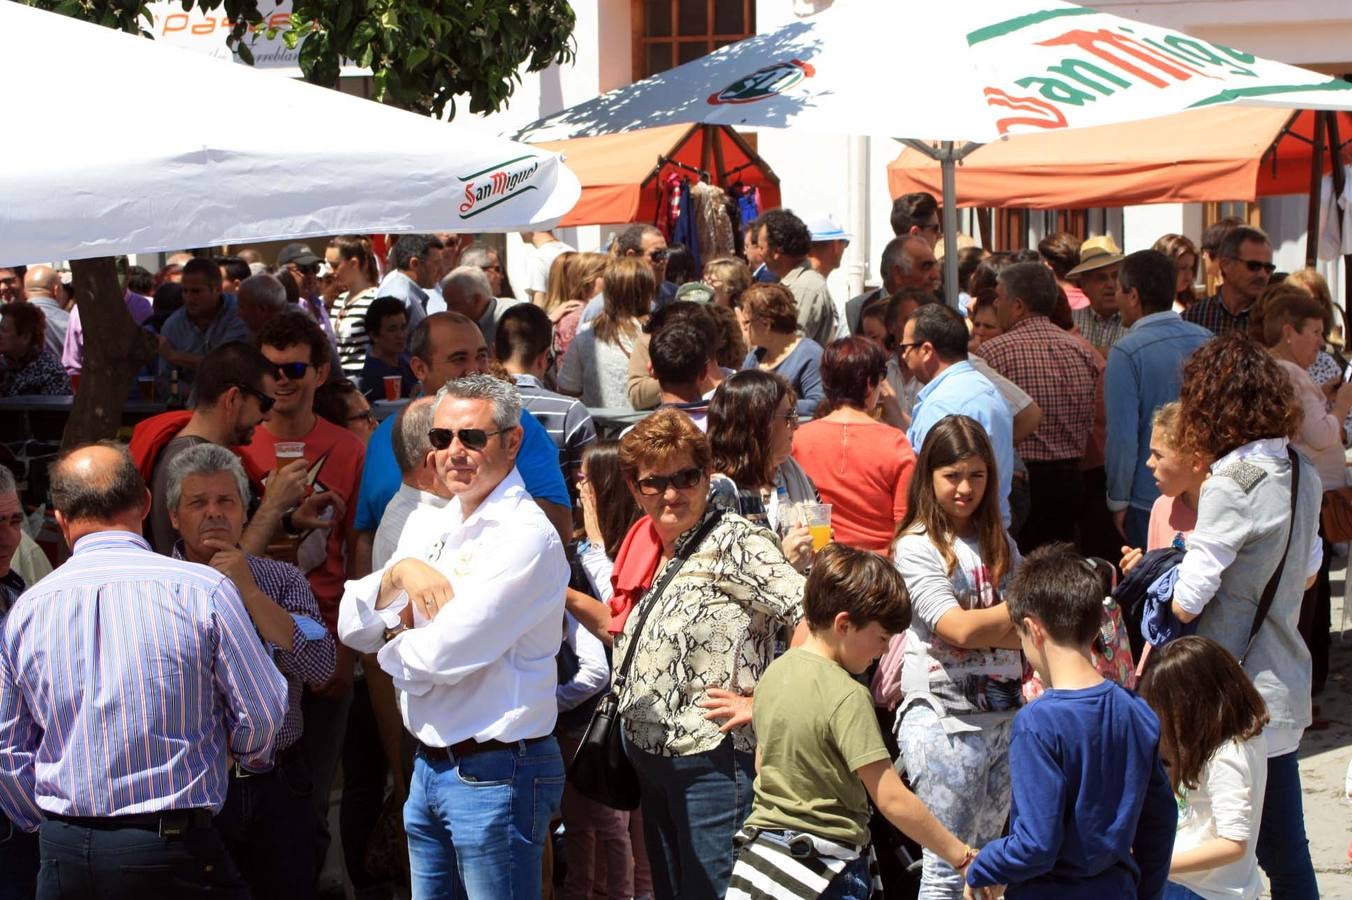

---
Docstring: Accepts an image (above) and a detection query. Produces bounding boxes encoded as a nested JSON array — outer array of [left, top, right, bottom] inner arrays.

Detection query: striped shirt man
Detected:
[[0, 531, 287, 831], [513, 373, 597, 481]]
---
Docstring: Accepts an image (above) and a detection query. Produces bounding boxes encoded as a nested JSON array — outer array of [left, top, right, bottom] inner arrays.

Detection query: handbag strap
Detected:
[[611, 509, 725, 692], [1240, 447, 1300, 665]]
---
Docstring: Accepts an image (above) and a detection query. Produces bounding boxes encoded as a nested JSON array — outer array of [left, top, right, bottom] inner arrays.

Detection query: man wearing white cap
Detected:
[[1068, 236, 1127, 356], [806, 214, 852, 340]]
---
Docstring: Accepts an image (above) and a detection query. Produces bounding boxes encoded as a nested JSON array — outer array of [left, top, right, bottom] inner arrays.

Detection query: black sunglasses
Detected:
[[634, 466, 703, 496], [274, 361, 314, 380], [1228, 258, 1276, 274], [231, 382, 275, 413], [648, 248, 670, 263], [427, 427, 506, 451]]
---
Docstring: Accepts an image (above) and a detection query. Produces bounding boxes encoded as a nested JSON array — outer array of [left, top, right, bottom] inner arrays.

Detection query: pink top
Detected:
[[1276, 358, 1346, 492], [1146, 493, 1198, 551], [791, 419, 915, 554], [1064, 284, 1090, 310]]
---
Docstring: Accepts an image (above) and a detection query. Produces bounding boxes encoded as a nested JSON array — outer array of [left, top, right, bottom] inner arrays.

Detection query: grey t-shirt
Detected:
[[149, 434, 208, 555], [894, 529, 1023, 731], [556, 324, 636, 410]]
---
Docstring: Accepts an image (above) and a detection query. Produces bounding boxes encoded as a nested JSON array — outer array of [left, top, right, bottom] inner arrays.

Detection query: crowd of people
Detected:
[[0, 195, 1340, 900]]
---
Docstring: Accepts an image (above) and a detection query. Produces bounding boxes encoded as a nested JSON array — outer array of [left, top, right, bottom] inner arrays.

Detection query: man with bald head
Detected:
[[21, 265, 68, 359], [439, 265, 522, 353], [0, 442, 287, 898], [351, 312, 571, 577], [373, 398, 447, 571], [236, 273, 288, 338]]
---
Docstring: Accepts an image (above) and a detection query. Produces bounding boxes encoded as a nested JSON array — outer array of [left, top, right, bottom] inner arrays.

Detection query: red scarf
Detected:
[[607, 515, 664, 635]]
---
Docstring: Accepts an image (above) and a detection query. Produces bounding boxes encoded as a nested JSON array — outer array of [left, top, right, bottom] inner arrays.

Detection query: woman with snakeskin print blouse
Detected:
[[612, 408, 805, 900]]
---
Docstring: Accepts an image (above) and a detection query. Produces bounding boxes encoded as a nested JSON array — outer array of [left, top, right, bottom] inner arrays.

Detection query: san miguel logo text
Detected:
[[708, 59, 814, 105], [967, 7, 1330, 135], [458, 156, 541, 219]]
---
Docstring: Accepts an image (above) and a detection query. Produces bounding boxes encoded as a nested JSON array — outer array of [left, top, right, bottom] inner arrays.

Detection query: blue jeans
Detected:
[[1255, 751, 1319, 899], [0, 811, 38, 900], [403, 738, 565, 900], [1163, 883, 1206, 899], [1124, 505, 1151, 552], [623, 730, 756, 900]]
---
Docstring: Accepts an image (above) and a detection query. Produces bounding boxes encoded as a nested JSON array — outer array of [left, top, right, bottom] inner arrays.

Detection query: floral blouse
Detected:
[[616, 509, 805, 758], [1, 349, 70, 397]]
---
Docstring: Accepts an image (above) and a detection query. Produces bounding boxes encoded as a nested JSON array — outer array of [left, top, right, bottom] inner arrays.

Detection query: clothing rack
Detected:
[[657, 154, 710, 181]]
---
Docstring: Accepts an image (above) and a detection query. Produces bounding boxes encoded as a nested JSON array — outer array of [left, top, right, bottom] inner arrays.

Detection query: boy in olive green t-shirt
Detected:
[[728, 545, 975, 900]]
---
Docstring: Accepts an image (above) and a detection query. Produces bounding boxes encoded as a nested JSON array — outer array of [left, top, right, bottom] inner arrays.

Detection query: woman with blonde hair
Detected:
[[1285, 268, 1344, 394], [539, 249, 578, 315], [557, 257, 653, 408], [703, 256, 753, 308], [1151, 233, 1200, 311], [553, 252, 610, 357]]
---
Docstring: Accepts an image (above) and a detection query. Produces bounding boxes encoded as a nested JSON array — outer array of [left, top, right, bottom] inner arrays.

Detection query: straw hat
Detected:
[[934, 233, 977, 262], [1067, 235, 1124, 276]]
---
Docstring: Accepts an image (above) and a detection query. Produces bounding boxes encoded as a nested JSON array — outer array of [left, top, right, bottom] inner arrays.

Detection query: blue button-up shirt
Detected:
[[376, 269, 430, 334], [1104, 311, 1212, 512], [0, 532, 287, 830], [158, 294, 250, 382], [908, 360, 1015, 526]]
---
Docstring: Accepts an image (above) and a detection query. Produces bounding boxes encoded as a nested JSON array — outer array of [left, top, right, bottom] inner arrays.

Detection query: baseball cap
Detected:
[[277, 242, 321, 267], [805, 214, 853, 244]]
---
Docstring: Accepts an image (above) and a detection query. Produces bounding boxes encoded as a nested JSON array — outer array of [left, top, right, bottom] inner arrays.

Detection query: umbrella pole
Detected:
[[1306, 112, 1328, 270], [901, 139, 983, 308]]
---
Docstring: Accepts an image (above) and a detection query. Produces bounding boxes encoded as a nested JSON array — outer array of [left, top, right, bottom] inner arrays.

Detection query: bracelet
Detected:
[[382, 623, 409, 642], [957, 845, 978, 869]]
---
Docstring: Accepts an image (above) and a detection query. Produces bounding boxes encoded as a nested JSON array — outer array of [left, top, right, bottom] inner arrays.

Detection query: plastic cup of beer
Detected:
[[275, 441, 306, 467], [800, 503, 833, 551], [383, 375, 402, 401], [137, 376, 156, 402]]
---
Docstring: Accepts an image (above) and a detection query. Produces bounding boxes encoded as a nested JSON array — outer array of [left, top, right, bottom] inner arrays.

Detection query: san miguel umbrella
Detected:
[[532, 123, 781, 228], [518, 0, 1352, 305], [0, 1, 581, 266]]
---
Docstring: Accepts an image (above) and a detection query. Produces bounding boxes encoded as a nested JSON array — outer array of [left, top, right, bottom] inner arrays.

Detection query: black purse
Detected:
[[566, 509, 724, 810]]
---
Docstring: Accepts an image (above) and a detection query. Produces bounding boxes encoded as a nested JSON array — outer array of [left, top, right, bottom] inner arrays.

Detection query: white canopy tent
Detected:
[[0, 2, 581, 265], [519, 0, 1352, 303]]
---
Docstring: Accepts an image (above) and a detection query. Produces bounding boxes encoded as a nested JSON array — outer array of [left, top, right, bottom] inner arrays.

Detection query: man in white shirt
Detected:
[[522, 229, 575, 307], [338, 374, 569, 899], [372, 397, 449, 570]]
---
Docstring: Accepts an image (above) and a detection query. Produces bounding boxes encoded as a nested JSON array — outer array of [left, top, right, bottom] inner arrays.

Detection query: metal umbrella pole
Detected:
[[901, 139, 985, 308]]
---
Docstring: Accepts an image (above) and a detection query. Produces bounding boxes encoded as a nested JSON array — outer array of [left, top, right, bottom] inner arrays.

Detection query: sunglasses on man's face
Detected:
[[274, 361, 314, 380], [647, 248, 670, 263], [231, 382, 275, 414], [634, 466, 703, 496], [1228, 258, 1276, 274], [427, 427, 506, 452]]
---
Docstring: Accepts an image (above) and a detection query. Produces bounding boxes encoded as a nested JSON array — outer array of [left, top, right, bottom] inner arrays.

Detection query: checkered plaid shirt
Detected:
[[974, 315, 1101, 463], [1181, 292, 1250, 336], [1071, 306, 1127, 352]]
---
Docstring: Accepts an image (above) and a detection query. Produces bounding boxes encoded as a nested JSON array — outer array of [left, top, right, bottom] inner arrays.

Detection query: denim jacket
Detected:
[[1104, 312, 1211, 511]]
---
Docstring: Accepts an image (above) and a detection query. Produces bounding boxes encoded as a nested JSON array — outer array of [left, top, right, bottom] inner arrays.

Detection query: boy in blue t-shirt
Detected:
[[965, 545, 1176, 900]]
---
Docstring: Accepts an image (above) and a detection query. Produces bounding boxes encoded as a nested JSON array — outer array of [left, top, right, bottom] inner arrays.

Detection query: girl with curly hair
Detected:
[[1171, 332, 1322, 898]]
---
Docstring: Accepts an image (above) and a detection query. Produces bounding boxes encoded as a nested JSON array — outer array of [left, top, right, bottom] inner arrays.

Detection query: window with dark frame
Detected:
[[633, 0, 755, 79]]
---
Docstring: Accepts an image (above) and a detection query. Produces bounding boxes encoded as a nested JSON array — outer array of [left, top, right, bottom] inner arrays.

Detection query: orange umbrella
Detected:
[[534, 123, 780, 227], [888, 107, 1352, 208]]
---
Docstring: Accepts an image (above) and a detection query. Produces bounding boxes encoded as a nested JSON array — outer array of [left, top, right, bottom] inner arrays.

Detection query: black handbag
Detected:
[[567, 509, 724, 810]]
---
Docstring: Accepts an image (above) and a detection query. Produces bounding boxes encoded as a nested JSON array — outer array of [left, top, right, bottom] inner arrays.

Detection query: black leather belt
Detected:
[[47, 808, 213, 837], [417, 735, 551, 762]]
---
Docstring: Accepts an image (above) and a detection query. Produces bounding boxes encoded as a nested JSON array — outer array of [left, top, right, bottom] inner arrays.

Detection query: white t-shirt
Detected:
[[1169, 735, 1267, 900], [525, 239, 575, 295], [556, 323, 636, 410]]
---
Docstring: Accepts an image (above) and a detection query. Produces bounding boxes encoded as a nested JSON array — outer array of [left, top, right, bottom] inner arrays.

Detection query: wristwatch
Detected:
[[382, 622, 409, 642]]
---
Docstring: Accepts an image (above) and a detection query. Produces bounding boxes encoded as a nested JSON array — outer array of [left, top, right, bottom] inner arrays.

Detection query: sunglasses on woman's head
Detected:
[[427, 427, 506, 451], [634, 466, 703, 496]]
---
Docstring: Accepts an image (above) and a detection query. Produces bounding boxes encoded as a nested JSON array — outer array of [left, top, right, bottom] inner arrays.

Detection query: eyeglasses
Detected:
[[274, 361, 314, 380], [293, 263, 320, 276], [779, 410, 801, 427], [634, 466, 703, 496], [1227, 258, 1276, 274], [347, 410, 378, 426], [481, 264, 503, 273], [647, 248, 670, 263], [230, 382, 275, 414], [427, 427, 506, 451], [895, 341, 925, 354]]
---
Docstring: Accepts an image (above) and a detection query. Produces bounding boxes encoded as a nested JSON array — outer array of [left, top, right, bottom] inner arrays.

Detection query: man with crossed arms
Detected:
[[339, 374, 568, 899]]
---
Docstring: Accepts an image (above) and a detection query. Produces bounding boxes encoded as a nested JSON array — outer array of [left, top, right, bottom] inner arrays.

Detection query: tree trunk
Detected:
[[60, 257, 158, 449]]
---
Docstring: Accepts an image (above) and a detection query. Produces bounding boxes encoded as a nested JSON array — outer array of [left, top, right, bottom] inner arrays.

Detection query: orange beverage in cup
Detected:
[[274, 441, 306, 468], [800, 503, 833, 551], [383, 375, 402, 401], [137, 376, 156, 402]]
